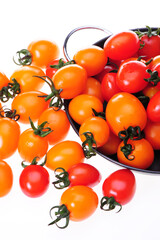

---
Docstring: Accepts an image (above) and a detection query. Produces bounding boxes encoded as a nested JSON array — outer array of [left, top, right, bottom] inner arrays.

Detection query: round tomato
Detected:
[[0, 160, 13, 197], [79, 116, 110, 147], [95, 63, 117, 82], [101, 72, 121, 102], [116, 60, 149, 93], [105, 92, 147, 136], [142, 83, 160, 99], [27, 39, 60, 68], [101, 169, 136, 211], [10, 66, 45, 92], [38, 107, 70, 145], [46, 140, 85, 171], [104, 31, 140, 60], [53, 163, 101, 189], [0, 72, 9, 89], [73, 46, 108, 76], [52, 64, 87, 99], [11, 91, 49, 124], [68, 94, 103, 125], [0, 118, 20, 159], [144, 120, 160, 150], [117, 138, 154, 169], [83, 77, 104, 102], [49, 185, 98, 228], [147, 91, 160, 122], [19, 162, 49, 198], [45, 58, 67, 78]]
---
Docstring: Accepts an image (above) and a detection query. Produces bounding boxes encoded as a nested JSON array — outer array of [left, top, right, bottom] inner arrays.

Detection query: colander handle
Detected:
[[63, 25, 112, 61]]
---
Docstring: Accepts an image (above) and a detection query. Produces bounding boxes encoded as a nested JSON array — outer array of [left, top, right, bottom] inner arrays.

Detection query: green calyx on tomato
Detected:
[[100, 196, 122, 213], [21, 155, 47, 168], [81, 131, 97, 159], [0, 78, 20, 102], [33, 75, 63, 110], [50, 58, 75, 69], [0, 107, 20, 121], [13, 49, 32, 66], [52, 167, 70, 189], [92, 108, 106, 120], [29, 117, 53, 137], [48, 204, 70, 229], [144, 69, 160, 86], [136, 26, 160, 39]]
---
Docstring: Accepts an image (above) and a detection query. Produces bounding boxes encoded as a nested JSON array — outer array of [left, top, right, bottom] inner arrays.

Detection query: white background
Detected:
[[0, 1, 160, 240]]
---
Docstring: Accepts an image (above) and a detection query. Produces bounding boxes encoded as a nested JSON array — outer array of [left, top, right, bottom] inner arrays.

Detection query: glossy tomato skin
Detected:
[[101, 72, 121, 102], [147, 91, 160, 122], [18, 128, 49, 163], [68, 94, 103, 125], [68, 163, 101, 187], [46, 141, 85, 171], [38, 107, 70, 145], [102, 169, 136, 205], [95, 64, 117, 82], [60, 185, 98, 221], [79, 116, 110, 147], [10, 66, 45, 92], [73, 46, 108, 76], [0, 160, 13, 197], [117, 139, 154, 169], [52, 64, 87, 99], [28, 40, 59, 68], [45, 59, 67, 79], [105, 92, 147, 136], [19, 165, 50, 198], [0, 118, 20, 159], [142, 84, 160, 99], [0, 72, 9, 89], [116, 60, 149, 93], [104, 31, 140, 61], [144, 120, 160, 150], [11, 91, 49, 124], [83, 77, 104, 102], [138, 35, 160, 60]]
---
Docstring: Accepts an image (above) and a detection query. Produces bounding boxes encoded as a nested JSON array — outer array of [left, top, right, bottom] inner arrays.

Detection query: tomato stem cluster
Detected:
[[0, 107, 20, 121], [50, 58, 75, 69], [29, 117, 53, 137], [81, 131, 97, 158], [21, 156, 47, 168], [52, 167, 70, 189], [13, 49, 32, 66], [0, 78, 20, 102], [100, 196, 122, 213]]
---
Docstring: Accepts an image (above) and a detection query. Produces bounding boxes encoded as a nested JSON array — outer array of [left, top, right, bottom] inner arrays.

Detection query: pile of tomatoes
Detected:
[[0, 26, 160, 228]]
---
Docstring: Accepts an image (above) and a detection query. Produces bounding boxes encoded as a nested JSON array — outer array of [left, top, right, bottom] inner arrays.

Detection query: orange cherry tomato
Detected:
[[105, 92, 147, 136], [60, 185, 98, 221], [142, 83, 160, 99], [82, 77, 104, 102], [0, 72, 9, 89], [98, 130, 121, 155], [46, 140, 85, 171], [79, 116, 110, 147], [38, 107, 70, 145], [28, 40, 60, 68], [0, 118, 20, 159], [144, 120, 160, 150], [149, 55, 160, 68], [11, 91, 49, 124], [68, 94, 103, 125], [52, 64, 87, 99], [73, 46, 108, 76], [10, 66, 45, 92], [0, 160, 13, 197], [117, 138, 154, 169]]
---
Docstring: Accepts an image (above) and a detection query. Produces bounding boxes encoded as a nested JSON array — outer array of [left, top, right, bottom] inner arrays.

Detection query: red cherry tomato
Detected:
[[45, 58, 67, 78], [95, 64, 117, 82], [147, 91, 160, 122]]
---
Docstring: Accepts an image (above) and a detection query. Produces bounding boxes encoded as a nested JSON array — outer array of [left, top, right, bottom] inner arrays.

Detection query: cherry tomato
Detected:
[[117, 138, 154, 169], [0, 72, 9, 89], [38, 107, 70, 145], [73, 46, 108, 76], [68, 94, 103, 125], [46, 141, 85, 171], [0, 118, 20, 159], [45, 58, 67, 78], [116, 60, 149, 93], [142, 84, 160, 99], [79, 116, 110, 147], [144, 120, 160, 150], [52, 64, 87, 99], [19, 163, 49, 198], [27, 39, 60, 68], [104, 31, 140, 60], [95, 64, 117, 82], [11, 91, 49, 124], [98, 130, 121, 155], [0, 160, 13, 197], [102, 169, 136, 209], [101, 72, 121, 102], [83, 77, 104, 102], [10, 66, 45, 92], [53, 163, 101, 189], [105, 92, 147, 136], [147, 91, 160, 122], [150, 55, 160, 68]]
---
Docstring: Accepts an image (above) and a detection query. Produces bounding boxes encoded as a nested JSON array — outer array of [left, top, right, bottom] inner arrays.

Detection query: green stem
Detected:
[[100, 196, 122, 213], [81, 131, 97, 159], [52, 167, 70, 189], [29, 117, 53, 137], [13, 49, 32, 66]]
